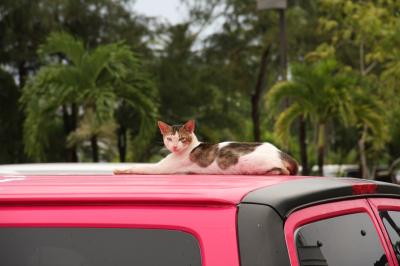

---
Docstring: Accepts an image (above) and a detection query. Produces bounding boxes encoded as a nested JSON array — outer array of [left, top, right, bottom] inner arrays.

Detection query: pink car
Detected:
[[1, 172, 400, 266]]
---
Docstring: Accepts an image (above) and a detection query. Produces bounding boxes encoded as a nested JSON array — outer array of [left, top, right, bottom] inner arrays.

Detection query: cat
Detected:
[[113, 120, 298, 175]]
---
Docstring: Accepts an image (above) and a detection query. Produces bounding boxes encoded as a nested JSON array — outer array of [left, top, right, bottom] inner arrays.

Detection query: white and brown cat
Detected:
[[113, 120, 298, 175]]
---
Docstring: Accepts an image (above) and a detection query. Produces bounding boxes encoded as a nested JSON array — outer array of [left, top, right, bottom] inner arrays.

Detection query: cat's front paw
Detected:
[[113, 169, 131, 175]]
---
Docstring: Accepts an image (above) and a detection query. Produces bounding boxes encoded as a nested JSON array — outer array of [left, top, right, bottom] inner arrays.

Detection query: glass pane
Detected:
[[0, 228, 202, 266], [380, 211, 400, 263], [295, 213, 387, 266]]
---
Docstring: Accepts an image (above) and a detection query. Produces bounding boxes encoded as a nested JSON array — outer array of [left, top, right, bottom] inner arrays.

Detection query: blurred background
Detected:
[[0, 0, 399, 180]]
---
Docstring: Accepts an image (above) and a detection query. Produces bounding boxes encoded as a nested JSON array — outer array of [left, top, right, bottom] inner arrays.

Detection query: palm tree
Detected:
[[351, 88, 388, 179], [67, 109, 118, 162], [267, 59, 357, 176], [21, 32, 158, 162]]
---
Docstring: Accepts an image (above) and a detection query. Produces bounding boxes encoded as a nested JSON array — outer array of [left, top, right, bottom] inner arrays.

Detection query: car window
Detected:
[[380, 210, 400, 264], [295, 213, 388, 266], [0, 228, 202, 266]]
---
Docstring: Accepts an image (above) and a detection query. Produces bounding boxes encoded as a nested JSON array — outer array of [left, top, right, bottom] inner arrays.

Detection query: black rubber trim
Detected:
[[237, 203, 290, 266], [241, 177, 400, 218]]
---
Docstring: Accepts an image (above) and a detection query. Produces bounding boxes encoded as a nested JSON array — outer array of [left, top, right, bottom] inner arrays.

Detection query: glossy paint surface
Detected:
[[0, 205, 239, 266], [0, 174, 306, 205], [284, 199, 396, 266], [0, 174, 308, 266]]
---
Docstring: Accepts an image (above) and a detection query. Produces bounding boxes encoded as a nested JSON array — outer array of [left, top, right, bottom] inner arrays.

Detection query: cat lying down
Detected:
[[114, 120, 298, 175]]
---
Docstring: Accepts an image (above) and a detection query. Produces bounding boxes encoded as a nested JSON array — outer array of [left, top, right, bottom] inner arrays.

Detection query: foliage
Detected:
[[268, 60, 354, 139], [21, 32, 157, 161], [0, 69, 25, 162], [0, 0, 399, 178], [267, 59, 387, 175]]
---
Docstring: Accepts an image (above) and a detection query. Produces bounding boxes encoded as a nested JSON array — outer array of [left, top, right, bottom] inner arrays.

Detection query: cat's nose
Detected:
[[172, 146, 178, 151]]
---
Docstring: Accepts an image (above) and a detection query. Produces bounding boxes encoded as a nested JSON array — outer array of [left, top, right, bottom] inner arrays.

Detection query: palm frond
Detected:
[[21, 93, 58, 161], [22, 31, 159, 161], [39, 31, 85, 66], [274, 103, 304, 142], [67, 110, 117, 148], [266, 81, 305, 112]]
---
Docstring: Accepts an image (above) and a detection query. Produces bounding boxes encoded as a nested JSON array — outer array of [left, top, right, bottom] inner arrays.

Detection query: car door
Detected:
[[284, 198, 396, 266], [369, 198, 400, 266]]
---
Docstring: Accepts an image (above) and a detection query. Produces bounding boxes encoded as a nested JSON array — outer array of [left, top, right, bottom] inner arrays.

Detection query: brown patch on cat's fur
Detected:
[[190, 143, 218, 167], [190, 142, 260, 169], [162, 124, 193, 144], [170, 125, 181, 134], [217, 143, 261, 170], [159, 122, 192, 137], [178, 126, 193, 144], [280, 151, 299, 175]]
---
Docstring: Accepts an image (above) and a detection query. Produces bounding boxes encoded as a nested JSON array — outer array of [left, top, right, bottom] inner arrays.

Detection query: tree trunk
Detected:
[[358, 40, 371, 179], [14, 63, 27, 163], [251, 45, 271, 142], [358, 124, 370, 179], [299, 116, 309, 175], [357, 38, 377, 179], [91, 135, 99, 162], [62, 104, 79, 162], [18, 61, 27, 88], [389, 158, 400, 184], [118, 126, 127, 162], [360, 39, 365, 76], [279, 9, 287, 82], [317, 123, 325, 176], [70, 104, 78, 162]]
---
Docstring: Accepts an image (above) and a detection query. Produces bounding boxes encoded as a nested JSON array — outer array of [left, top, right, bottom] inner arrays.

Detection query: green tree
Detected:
[[0, 69, 26, 163], [21, 31, 157, 162], [154, 22, 249, 144], [313, 0, 398, 178], [380, 10, 400, 174], [180, 0, 323, 147], [352, 87, 389, 178], [268, 59, 363, 176], [1, 0, 156, 162]]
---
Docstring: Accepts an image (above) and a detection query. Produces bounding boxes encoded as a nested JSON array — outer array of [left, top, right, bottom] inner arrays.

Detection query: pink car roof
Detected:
[[0, 174, 309, 205]]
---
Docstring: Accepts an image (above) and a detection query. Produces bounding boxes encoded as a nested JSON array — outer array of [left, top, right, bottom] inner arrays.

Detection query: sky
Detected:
[[133, 0, 185, 24], [132, 0, 226, 48]]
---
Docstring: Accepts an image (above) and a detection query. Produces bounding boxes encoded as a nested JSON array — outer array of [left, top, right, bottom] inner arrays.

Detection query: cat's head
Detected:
[[158, 120, 195, 154]]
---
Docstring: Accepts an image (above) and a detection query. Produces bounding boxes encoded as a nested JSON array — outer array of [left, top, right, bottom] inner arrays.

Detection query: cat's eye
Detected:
[[166, 137, 172, 141], [179, 138, 186, 142]]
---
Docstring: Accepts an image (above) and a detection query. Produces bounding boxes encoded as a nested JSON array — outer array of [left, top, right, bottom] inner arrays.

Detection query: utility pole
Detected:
[[257, 0, 309, 175], [257, 0, 288, 81]]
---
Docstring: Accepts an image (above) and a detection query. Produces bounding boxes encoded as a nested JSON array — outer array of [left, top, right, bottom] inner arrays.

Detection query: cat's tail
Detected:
[[280, 151, 299, 175]]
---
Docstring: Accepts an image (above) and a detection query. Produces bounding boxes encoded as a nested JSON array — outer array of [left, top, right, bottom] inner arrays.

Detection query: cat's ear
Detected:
[[158, 121, 171, 135], [183, 120, 195, 133]]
